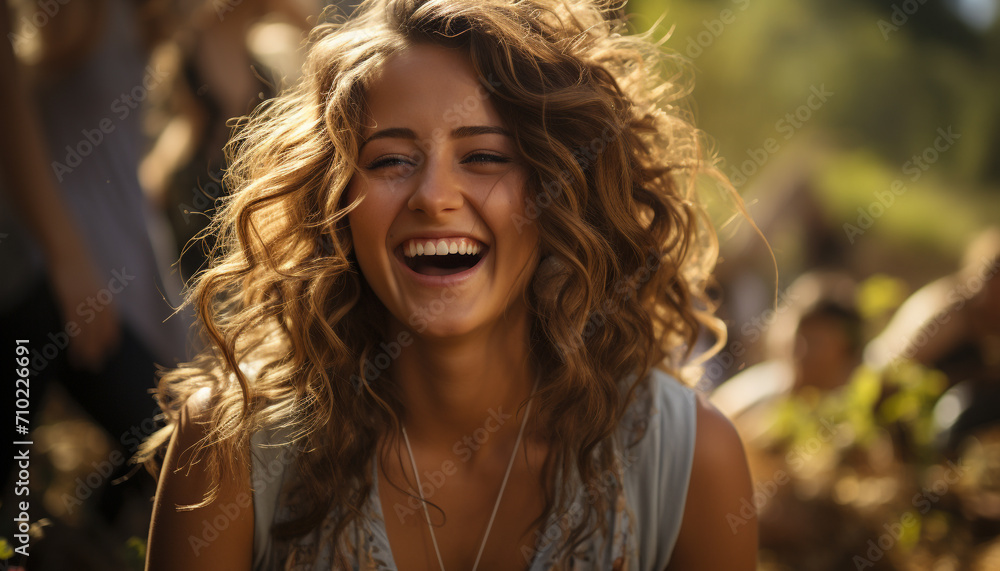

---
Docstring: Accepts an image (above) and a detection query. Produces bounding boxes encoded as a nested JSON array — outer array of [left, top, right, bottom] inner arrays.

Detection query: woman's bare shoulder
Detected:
[[666, 391, 757, 570], [145, 387, 255, 571]]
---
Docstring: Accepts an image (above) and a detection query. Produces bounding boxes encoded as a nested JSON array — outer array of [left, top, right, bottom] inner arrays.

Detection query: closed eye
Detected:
[[461, 152, 511, 165], [365, 155, 416, 170]]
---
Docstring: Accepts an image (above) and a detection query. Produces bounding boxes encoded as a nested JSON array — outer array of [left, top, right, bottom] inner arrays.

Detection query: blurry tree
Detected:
[[628, 0, 999, 268]]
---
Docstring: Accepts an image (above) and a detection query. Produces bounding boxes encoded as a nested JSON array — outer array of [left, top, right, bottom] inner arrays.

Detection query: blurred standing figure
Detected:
[[140, 0, 319, 282], [867, 228, 1000, 451], [0, 0, 190, 532]]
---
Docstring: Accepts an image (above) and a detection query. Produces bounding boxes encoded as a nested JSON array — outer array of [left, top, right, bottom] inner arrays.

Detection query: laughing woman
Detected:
[[140, 0, 757, 569]]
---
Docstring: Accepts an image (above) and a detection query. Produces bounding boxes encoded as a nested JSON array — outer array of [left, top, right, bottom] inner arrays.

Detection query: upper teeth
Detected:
[[403, 238, 483, 257]]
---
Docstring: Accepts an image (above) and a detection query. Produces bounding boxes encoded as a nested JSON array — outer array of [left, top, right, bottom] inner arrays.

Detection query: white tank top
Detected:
[[249, 368, 697, 570]]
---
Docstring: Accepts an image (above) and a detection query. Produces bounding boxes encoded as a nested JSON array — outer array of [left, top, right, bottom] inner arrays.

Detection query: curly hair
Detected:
[[139, 0, 732, 564]]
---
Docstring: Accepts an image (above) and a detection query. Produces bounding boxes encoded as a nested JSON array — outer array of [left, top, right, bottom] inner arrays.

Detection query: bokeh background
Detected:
[[0, 0, 997, 569]]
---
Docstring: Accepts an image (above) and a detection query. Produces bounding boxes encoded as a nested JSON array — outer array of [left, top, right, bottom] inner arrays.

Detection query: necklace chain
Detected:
[[401, 376, 539, 571]]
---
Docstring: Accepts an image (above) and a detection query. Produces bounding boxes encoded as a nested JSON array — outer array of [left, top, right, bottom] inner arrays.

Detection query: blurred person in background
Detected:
[[711, 273, 876, 571], [867, 227, 1000, 454], [0, 0, 189, 564], [712, 270, 863, 426], [139, 0, 318, 283]]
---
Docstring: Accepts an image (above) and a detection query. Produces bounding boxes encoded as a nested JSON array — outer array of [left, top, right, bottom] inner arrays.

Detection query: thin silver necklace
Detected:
[[400, 377, 539, 571]]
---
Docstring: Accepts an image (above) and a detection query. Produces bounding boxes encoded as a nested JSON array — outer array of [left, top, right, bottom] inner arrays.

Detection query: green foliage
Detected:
[[121, 536, 147, 571], [764, 360, 946, 459], [878, 360, 948, 457], [750, 359, 960, 568], [856, 273, 909, 321], [627, 0, 999, 267]]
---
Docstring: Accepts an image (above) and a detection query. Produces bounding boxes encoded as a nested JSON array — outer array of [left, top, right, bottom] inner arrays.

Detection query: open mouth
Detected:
[[400, 237, 488, 277]]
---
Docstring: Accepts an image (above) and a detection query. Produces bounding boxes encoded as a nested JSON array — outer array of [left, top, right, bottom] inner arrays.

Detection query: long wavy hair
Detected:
[[140, 0, 732, 564]]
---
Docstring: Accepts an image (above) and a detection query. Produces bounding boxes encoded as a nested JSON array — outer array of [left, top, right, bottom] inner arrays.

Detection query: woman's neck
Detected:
[[384, 312, 537, 461]]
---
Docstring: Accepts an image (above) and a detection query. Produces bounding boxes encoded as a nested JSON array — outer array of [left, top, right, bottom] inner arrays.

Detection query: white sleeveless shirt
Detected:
[[249, 369, 696, 570]]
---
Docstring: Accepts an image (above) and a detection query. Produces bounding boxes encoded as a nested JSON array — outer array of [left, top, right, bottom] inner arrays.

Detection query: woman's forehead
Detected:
[[360, 43, 505, 133]]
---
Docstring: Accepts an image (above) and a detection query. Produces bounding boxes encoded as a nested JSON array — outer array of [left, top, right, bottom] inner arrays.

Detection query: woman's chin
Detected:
[[407, 318, 482, 340]]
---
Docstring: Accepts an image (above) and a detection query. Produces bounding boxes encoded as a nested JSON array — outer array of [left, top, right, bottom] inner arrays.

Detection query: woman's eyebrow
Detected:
[[359, 125, 511, 150], [452, 125, 511, 139], [360, 127, 416, 149]]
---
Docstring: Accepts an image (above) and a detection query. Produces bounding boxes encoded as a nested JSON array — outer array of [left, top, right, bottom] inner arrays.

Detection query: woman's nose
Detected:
[[407, 154, 464, 216]]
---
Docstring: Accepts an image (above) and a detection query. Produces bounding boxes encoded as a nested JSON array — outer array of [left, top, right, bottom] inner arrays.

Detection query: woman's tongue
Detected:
[[413, 254, 475, 276]]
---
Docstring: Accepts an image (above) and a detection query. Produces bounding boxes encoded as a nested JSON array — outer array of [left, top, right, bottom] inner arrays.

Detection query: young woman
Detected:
[[141, 0, 757, 569]]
